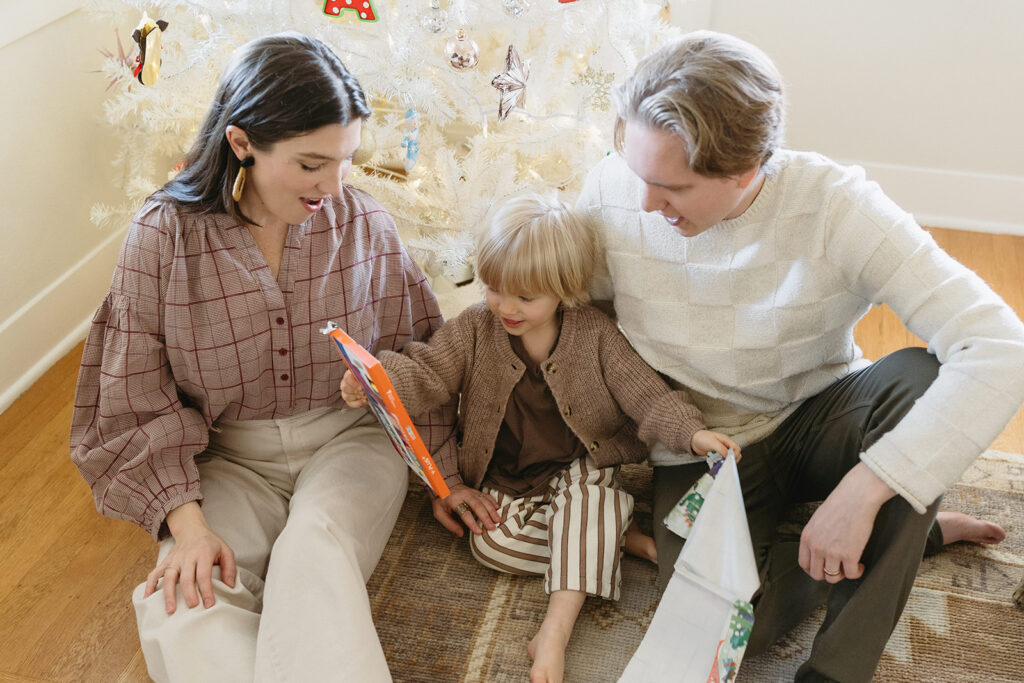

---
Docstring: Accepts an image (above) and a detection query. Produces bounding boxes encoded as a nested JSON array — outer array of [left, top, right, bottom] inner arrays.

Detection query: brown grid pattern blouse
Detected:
[[70, 186, 455, 539]]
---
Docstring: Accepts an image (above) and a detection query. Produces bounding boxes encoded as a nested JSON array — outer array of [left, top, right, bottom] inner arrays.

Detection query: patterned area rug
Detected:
[[368, 451, 1024, 682]]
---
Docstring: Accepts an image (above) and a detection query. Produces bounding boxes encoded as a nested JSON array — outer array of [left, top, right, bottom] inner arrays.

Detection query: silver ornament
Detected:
[[419, 0, 448, 34], [491, 44, 530, 121], [502, 0, 530, 18]]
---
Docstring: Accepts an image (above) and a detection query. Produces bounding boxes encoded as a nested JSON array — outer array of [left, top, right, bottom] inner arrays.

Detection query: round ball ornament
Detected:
[[444, 28, 480, 71], [502, 0, 530, 17], [420, 0, 448, 33]]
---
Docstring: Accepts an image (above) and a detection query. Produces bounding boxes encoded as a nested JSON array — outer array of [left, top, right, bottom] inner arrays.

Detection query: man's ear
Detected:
[[225, 125, 252, 161], [736, 161, 762, 189]]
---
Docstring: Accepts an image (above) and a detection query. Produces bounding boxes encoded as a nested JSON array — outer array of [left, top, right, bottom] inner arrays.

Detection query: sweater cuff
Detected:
[[859, 442, 944, 514], [143, 485, 204, 541]]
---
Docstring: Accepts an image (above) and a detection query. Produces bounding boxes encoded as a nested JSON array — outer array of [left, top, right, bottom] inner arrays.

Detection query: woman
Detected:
[[578, 31, 1024, 681], [70, 33, 453, 682]]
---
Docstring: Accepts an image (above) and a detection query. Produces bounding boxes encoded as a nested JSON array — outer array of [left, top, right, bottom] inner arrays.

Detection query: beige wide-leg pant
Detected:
[[132, 406, 408, 683]]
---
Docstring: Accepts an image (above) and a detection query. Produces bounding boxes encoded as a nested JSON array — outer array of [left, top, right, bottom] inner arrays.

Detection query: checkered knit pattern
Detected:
[[578, 150, 1024, 512], [70, 186, 454, 539]]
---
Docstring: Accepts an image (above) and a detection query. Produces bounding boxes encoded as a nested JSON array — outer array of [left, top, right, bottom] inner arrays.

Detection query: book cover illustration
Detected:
[[321, 322, 451, 499]]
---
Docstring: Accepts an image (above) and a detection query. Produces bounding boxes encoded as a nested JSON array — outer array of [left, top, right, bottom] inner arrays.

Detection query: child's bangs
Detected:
[[477, 231, 568, 299]]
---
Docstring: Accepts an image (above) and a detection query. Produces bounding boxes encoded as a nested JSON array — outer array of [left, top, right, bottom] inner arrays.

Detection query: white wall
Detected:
[[0, 6, 125, 412], [697, 0, 1024, 234], [1, 1, 1023, 411]]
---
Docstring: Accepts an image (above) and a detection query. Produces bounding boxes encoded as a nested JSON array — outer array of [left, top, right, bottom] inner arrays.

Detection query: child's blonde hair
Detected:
[[475, 193, 594, 307], [613, 30, 785, 177]]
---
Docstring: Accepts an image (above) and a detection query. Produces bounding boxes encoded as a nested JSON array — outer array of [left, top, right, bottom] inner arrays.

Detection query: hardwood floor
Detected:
[[0, 226, 1022, 682]]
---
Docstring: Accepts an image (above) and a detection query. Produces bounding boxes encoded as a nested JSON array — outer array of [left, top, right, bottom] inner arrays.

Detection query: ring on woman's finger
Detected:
[[823, 567, 842, 577], [454, 502, 472, 517]]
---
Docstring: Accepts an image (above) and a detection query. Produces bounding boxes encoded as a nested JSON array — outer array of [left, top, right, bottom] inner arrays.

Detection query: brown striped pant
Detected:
[[468, 455, 634, 600]]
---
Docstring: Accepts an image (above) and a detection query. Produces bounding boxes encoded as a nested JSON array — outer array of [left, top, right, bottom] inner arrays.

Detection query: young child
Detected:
[[340, 194, 739, 683]]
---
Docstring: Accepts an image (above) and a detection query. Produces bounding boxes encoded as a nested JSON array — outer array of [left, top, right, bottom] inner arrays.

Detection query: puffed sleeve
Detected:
[[70, 205, 208, 539]]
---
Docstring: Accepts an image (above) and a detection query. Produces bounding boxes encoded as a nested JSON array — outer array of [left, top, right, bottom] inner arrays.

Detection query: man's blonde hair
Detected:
[[476, 193, 594, 307], [613, 30, 785, 177]]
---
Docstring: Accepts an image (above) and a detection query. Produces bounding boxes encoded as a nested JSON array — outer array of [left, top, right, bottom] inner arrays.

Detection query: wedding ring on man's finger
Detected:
[[454, 502, 472, 517]]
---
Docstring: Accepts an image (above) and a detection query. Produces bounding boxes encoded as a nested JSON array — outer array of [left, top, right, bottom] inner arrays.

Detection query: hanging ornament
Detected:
[[501, 0, 530, 18], [352, 122, 377, 166], [323, 0, 378, 22], [400, 109, 421, 173], [491, 44, 530, 121], [130, 13, 168, 86], [659, 0, 671, 23], [444, 28, 480, 71], [419, 0, 448, 33], [573, 66, 615, 111]]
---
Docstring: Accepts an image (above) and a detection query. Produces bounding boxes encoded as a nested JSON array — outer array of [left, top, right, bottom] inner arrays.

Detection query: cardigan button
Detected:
[[546, 361, 559, 374], [562, 405, 572, 417], [588, 441, 599, 453]]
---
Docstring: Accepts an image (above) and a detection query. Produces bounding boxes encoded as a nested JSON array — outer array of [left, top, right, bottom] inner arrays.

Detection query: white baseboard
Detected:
[[0, 227, 125, 414], [844, 160, 1024, 236]]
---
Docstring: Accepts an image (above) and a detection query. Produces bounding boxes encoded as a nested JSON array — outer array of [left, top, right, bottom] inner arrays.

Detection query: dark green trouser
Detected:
[[652, 348, 943, 683]]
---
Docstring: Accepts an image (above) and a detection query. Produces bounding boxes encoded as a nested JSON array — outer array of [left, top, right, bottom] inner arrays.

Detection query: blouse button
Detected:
[[588, 441, 600, 453], [276, 317, 285, 325], [278, 348, 288, 356], [280, 373, 289, 382]]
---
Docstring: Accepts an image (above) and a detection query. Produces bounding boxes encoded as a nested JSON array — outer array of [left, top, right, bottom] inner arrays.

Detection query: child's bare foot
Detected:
[[937, 511, 1005, 546], [624, 519, 658, 564], [528, 622, 570, 683]]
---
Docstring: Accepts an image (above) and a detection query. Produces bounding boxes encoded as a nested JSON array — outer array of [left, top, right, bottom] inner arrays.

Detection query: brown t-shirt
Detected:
[[483, 331, 586, 497]]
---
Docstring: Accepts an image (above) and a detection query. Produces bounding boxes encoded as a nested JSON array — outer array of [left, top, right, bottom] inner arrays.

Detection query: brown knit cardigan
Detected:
[[380, 302, 707, 489]]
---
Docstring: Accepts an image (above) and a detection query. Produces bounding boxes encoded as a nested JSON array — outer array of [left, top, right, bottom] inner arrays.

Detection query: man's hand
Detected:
[[798, 462, 896, 583]]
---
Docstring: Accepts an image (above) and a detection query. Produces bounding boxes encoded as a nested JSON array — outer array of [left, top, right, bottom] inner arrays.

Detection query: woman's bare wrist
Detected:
[[165, 501, 209, 537]]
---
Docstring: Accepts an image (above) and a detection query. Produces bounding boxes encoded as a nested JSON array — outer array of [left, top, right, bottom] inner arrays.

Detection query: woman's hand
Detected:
[[431, 484, 502, 537], [340, 370, 368, 408], [144, 501, 237, 615], [691, 429, 742, 462]]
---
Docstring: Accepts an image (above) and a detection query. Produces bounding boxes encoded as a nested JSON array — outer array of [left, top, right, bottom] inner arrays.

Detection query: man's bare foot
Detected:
[[937, 511, 1005, 546], [624, 519, 658, 564], [528, 622, 570, 683]]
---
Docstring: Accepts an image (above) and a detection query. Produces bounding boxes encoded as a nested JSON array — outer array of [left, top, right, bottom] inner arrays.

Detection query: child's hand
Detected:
[[339, 370, 368, 408], [691, 429, 742, 462], [432, 484, 502, 537]]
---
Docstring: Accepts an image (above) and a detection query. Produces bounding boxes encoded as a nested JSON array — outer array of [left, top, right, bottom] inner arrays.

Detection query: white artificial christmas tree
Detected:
[[88, 0, 680, 302]]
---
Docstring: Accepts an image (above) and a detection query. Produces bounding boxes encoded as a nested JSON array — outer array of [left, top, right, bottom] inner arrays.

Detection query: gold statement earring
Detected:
[[232, 156, 255, 202]]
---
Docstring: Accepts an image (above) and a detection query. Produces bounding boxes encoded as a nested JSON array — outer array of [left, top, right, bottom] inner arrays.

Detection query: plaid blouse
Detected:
[[70, 186, 455, 539]]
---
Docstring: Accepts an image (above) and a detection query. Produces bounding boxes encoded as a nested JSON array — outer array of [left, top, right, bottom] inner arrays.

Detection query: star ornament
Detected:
[[491, 44, 530, 121]]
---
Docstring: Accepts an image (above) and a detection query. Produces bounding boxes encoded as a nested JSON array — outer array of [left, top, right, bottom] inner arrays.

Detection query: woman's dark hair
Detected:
[[154, 32, 371, 221]]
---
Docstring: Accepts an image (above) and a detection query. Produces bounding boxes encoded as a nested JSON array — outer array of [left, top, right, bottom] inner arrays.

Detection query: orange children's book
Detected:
[[321, 322, 451, 499]]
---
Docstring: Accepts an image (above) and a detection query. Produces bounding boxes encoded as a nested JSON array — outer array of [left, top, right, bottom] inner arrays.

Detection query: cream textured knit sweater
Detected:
[[578, 150, 1024, 512]]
